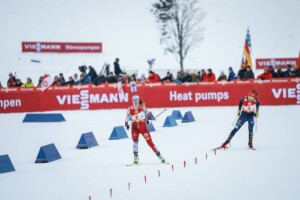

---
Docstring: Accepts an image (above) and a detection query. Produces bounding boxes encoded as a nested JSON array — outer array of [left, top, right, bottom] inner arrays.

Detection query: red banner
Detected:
[[1, 79, 300, 113], [22, 42, 102, 53], [256, 58, 298, 69]]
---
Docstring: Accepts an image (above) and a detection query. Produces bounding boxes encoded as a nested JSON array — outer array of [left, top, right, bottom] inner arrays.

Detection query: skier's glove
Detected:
[[125, 122, 130, 130], [255, 111, 259, 118], [237, 110, 241, 116], [147, 113, 153, 120]]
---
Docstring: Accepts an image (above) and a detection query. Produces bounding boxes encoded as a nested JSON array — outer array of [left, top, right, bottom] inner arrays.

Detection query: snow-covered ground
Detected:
[[1, 105, 300, 200]]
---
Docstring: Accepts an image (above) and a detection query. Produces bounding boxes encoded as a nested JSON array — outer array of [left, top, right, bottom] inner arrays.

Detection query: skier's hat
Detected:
[[248, 90, 258, 98]]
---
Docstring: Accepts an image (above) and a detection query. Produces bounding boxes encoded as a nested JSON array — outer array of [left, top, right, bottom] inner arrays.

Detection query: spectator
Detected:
[[291, 65, 300, 77], [182, 71, 192, 83], [52, 75, 61, 86], [120, 73, 129, 83], [201, 69, 207, 81], [0, 81, 3, 88], [192, 71, 201, 82], [15, 79, 23, 87], [88, 66, 98, 82], [275, 66, 286, 78], [269, 65, 277, 78], [244, 66, 255, 80], [21, 77, 34, 87], [114, 58, 124, 81], [217, 70, 227, 81], [147, 70, 161, 83], [228, 67, 237, 81], [237, 65, 246, 80], [107, 72, 117, 83], [203, 68, 216, 82], [37, 76, 43, 87], [130, 74, 138, 82], [7, 72, 16, 88], [174, 71, 184, 83], [257, 67, 272, 80], [161, 71, 174, 82], [93, 72, 107, 85], [285, 65, 292, 77], [65, 76, 75, 86], [139, 73, 147, 82], [74, 73, 80, 85], [81, 72, 91, 84], [58, 73, 66, 85]]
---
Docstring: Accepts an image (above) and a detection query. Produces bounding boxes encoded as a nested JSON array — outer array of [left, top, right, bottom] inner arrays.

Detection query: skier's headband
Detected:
[[248, 92, 256, 97]]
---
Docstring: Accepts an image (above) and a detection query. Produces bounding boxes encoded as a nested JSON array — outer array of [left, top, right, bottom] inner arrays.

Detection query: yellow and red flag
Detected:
[[241, 28, 253, 68]]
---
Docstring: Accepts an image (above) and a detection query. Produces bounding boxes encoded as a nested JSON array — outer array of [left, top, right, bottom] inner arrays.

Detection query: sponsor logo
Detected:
[[169, 91, 229, 102], [256, 58, 298, 69], [56, 90, 129, 109], [271, 83, 300, 104], [0, 99, 22, 110], [24, 43, 61, 52]]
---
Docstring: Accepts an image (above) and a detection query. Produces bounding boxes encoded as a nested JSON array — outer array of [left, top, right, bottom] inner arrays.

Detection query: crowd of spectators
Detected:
[[1, 58, 300, 88]]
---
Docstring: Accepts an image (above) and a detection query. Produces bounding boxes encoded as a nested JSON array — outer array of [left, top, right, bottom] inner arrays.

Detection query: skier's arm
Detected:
[[142, 105, 153, 120], [237, 97, 243, 115], [125, 108, 131, 130], [255, 99, 260, 117]]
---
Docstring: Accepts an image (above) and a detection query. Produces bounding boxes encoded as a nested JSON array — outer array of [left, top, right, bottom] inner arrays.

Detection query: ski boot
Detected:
[[248, 134, 255, 150], [156, 152, 166, 163], [221, 138, 231, 149], [133, 152, 139, 164]]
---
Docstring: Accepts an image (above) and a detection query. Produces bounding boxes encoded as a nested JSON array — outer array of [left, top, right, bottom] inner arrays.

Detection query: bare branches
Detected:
[[152, 0, 206, 71]]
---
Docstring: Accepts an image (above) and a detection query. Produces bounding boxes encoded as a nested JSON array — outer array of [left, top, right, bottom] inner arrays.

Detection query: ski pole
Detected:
[[128, 108, 167, 126], [152, 108, 167, 120], [232, 115, 239, 126], [255, 117, 258, 132]]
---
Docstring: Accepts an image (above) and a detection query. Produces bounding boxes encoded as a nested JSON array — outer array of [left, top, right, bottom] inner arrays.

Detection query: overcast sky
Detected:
[[0, 0, 299, 82]]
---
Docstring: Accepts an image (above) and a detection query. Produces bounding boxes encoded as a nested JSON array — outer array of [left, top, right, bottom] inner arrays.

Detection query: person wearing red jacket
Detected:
[[203, 68, 216, 82], [147, 71, 161, 83], [257, 67, 273, 80], [125, 95, 166, 164], [7, 72, 16, 88]]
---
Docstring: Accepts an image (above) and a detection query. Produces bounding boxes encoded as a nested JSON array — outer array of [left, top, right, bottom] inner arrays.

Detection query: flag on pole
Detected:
[[41, 74, 54, 92], [241, 28, 253, 69], [130, 81, 137, 92]]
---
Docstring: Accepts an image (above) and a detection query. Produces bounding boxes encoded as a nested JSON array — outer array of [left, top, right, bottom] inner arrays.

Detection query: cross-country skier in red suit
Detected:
[[220, 90, 260, 149], [125, 95, 166, 164]]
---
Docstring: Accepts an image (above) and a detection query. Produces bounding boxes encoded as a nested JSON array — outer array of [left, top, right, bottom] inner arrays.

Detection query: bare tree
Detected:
[[151, 0, 206, 71]]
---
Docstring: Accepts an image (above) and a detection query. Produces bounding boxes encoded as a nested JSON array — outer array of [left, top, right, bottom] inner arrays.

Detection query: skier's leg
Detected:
[[141, 124, 166, 162], [248, 115, 255, 148], [222, 115, 246, 147], [141, 131, 159, 153], [131, 128, 139, 163]]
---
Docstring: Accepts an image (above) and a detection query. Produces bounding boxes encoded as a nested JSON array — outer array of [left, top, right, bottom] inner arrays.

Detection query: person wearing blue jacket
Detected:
[[228, 67, 237, 81]]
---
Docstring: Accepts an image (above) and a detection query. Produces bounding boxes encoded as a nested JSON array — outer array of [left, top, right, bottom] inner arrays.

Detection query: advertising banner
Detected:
[[22, 42, 102, 53], [256, 58, 298, 69], [1, 79, 299, 113]]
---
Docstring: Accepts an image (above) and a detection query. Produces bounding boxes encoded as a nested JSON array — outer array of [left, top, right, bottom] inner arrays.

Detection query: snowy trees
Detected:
[[151, 0, 206, 71]]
